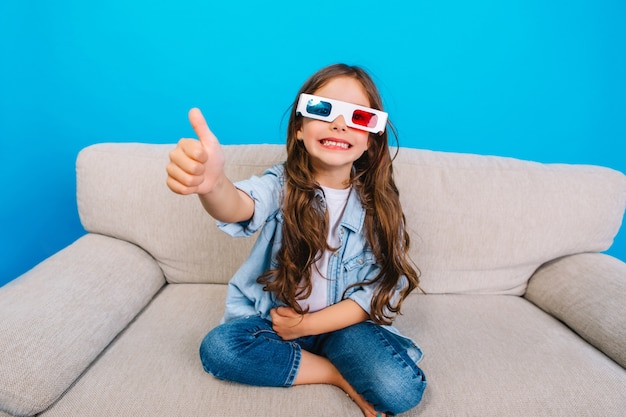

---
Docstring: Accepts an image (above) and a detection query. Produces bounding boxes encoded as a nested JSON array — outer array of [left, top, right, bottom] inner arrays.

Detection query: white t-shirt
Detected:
[[298, 185, 351, 313]]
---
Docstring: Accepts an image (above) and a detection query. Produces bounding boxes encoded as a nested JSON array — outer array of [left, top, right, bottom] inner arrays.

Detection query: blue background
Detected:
[[1, 0, 625, 286]]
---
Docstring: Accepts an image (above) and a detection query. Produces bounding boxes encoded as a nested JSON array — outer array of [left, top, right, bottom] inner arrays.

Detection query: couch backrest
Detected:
[[392, 147, 625, 294], [77, 143, 626, 294]]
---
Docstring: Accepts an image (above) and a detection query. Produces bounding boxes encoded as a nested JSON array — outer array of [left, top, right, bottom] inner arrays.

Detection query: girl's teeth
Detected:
[[322, 140, 349, 149]]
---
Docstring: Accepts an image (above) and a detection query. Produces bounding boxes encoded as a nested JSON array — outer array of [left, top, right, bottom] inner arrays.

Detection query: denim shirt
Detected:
[[217, 163, 418, 351]]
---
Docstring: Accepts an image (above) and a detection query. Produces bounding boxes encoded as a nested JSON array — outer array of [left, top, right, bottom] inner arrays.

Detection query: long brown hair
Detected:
[[258, 63, 420, 325]]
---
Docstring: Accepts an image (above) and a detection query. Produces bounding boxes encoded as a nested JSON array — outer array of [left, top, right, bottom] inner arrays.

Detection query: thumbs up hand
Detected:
[[167, 108, 225, 196]]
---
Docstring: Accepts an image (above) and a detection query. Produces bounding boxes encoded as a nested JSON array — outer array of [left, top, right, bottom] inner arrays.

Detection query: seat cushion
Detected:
[[39, 284, 359, 417], [40, 286, 626, 417], [399, 295, 626, 416]]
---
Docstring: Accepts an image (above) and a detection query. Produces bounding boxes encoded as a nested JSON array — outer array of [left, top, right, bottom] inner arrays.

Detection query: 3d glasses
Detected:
[[296, 94, 388, 134]]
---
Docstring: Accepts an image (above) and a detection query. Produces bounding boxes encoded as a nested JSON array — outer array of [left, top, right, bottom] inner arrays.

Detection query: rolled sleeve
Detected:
[[217, 164, 284, 237], [347, 285, 376, 315], [347, 275, 409, 317]]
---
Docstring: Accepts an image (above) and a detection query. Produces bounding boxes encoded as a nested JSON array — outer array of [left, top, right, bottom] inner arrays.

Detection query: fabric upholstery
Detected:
[[525, 252, 626, 368], [392, 147, 626, 294], [2, 143, 624, 416], [76, 143, 626, 295], [40, 284, 360, 417], [41, 286, 626, 417], [404, 294, 626, 417], [77, 143, 286, 285], [0, 234, 165, 416]]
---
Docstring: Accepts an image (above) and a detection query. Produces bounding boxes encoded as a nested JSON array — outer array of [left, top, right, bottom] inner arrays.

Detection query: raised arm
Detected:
[[166, 108, 254, 223]]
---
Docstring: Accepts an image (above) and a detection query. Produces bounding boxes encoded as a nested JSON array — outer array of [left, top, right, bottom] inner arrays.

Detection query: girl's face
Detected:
[[296, 76, 371, 188]]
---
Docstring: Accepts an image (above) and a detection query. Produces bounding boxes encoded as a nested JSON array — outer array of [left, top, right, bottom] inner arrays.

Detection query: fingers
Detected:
[[166, 139, 207, 194], [188, 108, 219, 148], [269, 307, 294, 327], [166, 173, 196, 195], [166, 160, 202, 194]]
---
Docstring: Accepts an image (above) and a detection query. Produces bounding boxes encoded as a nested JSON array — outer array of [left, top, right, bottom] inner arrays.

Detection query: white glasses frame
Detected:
[[296, 93, 388, 135]]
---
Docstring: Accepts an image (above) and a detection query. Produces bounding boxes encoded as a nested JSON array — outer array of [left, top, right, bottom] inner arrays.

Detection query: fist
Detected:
[[270, 307, 308, 340], [166, 108, 225, 195]]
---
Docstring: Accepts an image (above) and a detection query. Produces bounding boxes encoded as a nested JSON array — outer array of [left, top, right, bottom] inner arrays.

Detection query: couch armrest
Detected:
[[0, 234, 165, 417], [525, 252, 626, 368]]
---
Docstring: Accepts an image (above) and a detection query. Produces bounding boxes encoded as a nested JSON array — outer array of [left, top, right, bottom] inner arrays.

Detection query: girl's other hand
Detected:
[[166, 108, 225, 195], [270, 307, 308, 340]]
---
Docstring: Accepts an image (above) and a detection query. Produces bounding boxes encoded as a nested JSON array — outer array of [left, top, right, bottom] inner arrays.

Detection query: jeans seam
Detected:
[[284, 342, 301, 387], [371, 324, 423, 382], [247, 321, 302, 387]]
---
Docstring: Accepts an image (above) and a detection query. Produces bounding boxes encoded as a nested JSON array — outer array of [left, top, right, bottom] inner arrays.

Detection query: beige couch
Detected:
[[1, 143, 625, 417]]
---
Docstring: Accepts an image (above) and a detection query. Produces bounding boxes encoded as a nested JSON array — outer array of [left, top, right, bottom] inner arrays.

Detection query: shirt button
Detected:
[[334, 252, 339, 257], [339, 228, 344, 235], [358, 258, 364, 265]]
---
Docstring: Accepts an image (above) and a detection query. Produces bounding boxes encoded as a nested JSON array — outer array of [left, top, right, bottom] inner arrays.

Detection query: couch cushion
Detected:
[[0, 234, 164, 417], [403, 295, 626, 417], [77, 143, 287, 285], [39, 287, 626, 417], [39, 284, 360, 417], [392, 147, 626, 294], [77, 143, 626, 293], [525, 252, 626, 368]]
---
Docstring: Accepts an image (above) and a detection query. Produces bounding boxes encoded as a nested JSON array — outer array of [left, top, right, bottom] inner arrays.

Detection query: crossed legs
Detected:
[[199, 316, 426, 416]]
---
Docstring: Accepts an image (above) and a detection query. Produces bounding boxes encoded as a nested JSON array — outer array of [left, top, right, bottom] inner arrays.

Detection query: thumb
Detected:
[[188, 107, 219, 148]]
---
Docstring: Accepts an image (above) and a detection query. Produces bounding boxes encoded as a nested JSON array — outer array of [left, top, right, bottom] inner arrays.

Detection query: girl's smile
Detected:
[[319, 137, 352, 150]]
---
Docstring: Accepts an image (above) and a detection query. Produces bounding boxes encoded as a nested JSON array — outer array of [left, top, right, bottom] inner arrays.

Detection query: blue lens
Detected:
[[306, 99, 332, 117]]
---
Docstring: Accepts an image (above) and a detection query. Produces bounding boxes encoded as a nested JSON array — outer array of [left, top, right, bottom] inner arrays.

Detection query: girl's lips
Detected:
[[319, 138, 352, 150]]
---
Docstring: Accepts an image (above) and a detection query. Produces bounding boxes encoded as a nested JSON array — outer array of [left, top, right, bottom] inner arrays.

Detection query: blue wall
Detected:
[[1, 0, 625, 286]]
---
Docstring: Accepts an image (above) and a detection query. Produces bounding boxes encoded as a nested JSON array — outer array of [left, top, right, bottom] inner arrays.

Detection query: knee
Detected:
[[378, 367, 427, 415], [199, 316, 275, 378], [200, 325, 245, 378], [199, 325, 236, 375]]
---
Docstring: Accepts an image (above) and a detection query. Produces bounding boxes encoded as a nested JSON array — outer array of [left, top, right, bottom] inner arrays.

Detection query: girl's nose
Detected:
[[330, 115, 347, 131]]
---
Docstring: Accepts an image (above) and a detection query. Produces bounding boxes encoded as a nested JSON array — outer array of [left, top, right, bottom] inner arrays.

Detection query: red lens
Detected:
[[352, 110, 378, 128]]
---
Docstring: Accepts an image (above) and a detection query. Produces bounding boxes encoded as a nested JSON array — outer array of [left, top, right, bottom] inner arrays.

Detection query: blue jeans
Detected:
[[199, 316, 427, 415]]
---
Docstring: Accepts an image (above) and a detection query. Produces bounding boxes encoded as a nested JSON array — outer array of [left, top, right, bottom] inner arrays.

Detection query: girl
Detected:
[[166, 64, 426, 416]]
